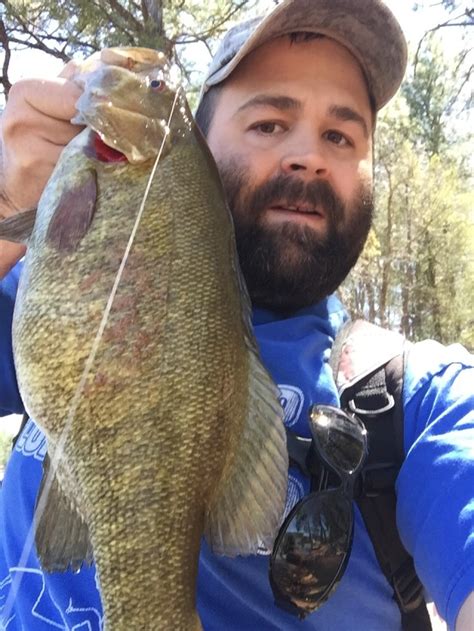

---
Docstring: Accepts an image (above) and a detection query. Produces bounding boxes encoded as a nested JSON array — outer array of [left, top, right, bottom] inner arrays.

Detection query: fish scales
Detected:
[[15, 137, 251, 628], [5, 48, 288, 630]]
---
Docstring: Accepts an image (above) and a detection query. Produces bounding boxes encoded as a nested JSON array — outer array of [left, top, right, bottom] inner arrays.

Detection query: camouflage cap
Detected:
[[200, 0, 407, 111]]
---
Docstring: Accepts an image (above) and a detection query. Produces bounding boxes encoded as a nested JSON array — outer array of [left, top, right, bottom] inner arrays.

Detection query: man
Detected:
[[0, 0, 473, 629]]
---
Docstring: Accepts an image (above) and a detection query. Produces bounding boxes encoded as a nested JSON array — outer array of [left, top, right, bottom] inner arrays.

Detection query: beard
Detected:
[[218, 159, 373, 312]]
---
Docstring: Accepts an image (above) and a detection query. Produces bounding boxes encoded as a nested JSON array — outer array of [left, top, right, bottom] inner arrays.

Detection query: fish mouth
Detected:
[[92, 133, 128, 163]]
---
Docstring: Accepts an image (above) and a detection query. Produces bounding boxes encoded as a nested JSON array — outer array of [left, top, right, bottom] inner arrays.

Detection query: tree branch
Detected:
[[414, 10, 474, 73], [446, 63, 473, 112], [103, 0, 143, 32], [175, 0, 253, 44], [6, 34, 71, 60], [4, 4, 72, 60], [0, 18, 12, 98], [143, 0, 163, 33], [89, 0, 138, 44], [141, 0, 149, 22]]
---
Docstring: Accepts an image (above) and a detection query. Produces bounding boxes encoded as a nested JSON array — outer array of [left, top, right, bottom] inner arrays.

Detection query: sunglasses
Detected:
[[270, 404, 368, 618]]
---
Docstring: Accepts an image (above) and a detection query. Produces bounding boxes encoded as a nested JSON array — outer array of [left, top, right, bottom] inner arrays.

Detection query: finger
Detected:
[[3, 100, 84, 152], [34, 113, 83, 147], [4, 139, 71, 211], [8, 78, 83, 122]]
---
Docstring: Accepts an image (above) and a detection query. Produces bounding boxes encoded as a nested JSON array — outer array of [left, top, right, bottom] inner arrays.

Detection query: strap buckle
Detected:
[[348, 392, 395, 416]]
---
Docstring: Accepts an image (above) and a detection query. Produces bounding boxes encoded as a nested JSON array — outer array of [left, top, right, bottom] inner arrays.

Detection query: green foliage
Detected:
[[1, 0, 268, 95], [341, 8, 473, 345], [403, 34, 472, 156], [341, 86, 473, 345], [0, 431, 13, 476]]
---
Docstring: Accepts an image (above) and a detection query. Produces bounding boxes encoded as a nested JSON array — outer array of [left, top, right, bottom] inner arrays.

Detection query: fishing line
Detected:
[[2, 87, 182, 621]]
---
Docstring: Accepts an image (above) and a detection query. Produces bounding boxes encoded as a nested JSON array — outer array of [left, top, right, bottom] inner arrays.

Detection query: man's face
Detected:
[[206, 36, 374, 311]]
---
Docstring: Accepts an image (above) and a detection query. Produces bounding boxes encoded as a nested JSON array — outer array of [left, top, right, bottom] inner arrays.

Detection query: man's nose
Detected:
[[280, 137, 329, 179]]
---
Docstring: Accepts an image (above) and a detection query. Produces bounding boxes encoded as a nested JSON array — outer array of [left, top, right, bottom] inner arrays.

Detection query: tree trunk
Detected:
[[379, 166, 393, 327]]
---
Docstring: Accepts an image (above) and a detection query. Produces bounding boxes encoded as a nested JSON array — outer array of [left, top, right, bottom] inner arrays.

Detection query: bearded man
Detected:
[[0, 1, 473, 630]]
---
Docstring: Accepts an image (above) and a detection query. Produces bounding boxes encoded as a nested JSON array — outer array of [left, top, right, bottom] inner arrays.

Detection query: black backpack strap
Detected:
[[331, 320, 432, 631]]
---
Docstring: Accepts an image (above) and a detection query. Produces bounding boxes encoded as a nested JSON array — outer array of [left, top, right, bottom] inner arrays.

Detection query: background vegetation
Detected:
[[0, 0, 473, 348], [340, 3, 473, 346], [0, 430, 13, 479]]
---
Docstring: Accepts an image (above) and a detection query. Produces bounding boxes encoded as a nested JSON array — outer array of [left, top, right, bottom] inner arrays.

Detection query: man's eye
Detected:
[[252, 122, 284, 135], [325, 130, 351, 146]]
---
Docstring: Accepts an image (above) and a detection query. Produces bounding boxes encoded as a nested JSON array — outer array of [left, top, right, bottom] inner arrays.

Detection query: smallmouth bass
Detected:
[[0, 48, 288, 630]]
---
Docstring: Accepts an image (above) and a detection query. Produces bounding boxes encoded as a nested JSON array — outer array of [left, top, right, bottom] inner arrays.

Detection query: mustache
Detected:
[[217, 159, 374, 311], [240, 174, 345, 226]]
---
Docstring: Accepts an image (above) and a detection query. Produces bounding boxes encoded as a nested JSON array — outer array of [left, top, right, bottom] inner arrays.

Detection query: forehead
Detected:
[[216, 35, 372, 119]]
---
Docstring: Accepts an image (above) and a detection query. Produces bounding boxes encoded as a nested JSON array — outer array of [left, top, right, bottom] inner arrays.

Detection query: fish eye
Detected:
[[150, 79, 166, 92]]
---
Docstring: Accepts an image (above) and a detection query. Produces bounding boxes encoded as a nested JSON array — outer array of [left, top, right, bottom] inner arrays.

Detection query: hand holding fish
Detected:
[[0, 61, 84, 276], [0, 61, 84, 218], [0, 50, 154, 276]]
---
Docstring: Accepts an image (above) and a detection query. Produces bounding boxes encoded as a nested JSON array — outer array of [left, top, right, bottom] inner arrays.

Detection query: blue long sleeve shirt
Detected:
[[1, 262, 473, 630]]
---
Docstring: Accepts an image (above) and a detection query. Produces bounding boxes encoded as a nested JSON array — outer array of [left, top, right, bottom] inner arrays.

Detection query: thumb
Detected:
[[58, 59, 83, 81]]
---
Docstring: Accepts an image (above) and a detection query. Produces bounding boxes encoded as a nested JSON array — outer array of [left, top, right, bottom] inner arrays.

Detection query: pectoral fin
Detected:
[[0, 208, 37, 243], [35, 454, 93, 572], [46, 169, 97, 253], [204, 350, 288, 556], [203, 232, 288, 556]]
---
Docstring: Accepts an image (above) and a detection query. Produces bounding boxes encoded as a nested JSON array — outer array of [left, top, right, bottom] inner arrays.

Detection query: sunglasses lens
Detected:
[[270, 491, 353, 617], [309, 406, 367, 474]]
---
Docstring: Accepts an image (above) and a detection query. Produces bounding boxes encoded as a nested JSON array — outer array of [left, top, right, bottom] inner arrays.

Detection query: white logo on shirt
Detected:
[[0, 567, 103, 630], [257, 473, 305, 556], [278, 384, 304, 428], [15, 420, 46, 461], [0, 574, 15, 629]]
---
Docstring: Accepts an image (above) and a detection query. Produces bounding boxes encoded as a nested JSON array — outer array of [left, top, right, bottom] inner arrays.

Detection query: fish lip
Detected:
[[88, 92, 157, 118], [269, 202, 325, 218]]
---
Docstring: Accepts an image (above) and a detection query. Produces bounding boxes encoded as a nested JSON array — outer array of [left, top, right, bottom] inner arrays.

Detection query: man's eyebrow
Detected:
[[328, 105, 369, 138], [236, 94, 302, 114]]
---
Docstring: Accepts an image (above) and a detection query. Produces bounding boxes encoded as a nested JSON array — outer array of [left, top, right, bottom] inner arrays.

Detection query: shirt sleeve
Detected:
[[0, 262, 24, 415], [396, 340, 474, 630]]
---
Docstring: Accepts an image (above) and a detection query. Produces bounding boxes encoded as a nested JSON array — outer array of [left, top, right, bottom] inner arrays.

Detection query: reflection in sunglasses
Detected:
[[270, 405, 367, 618]]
